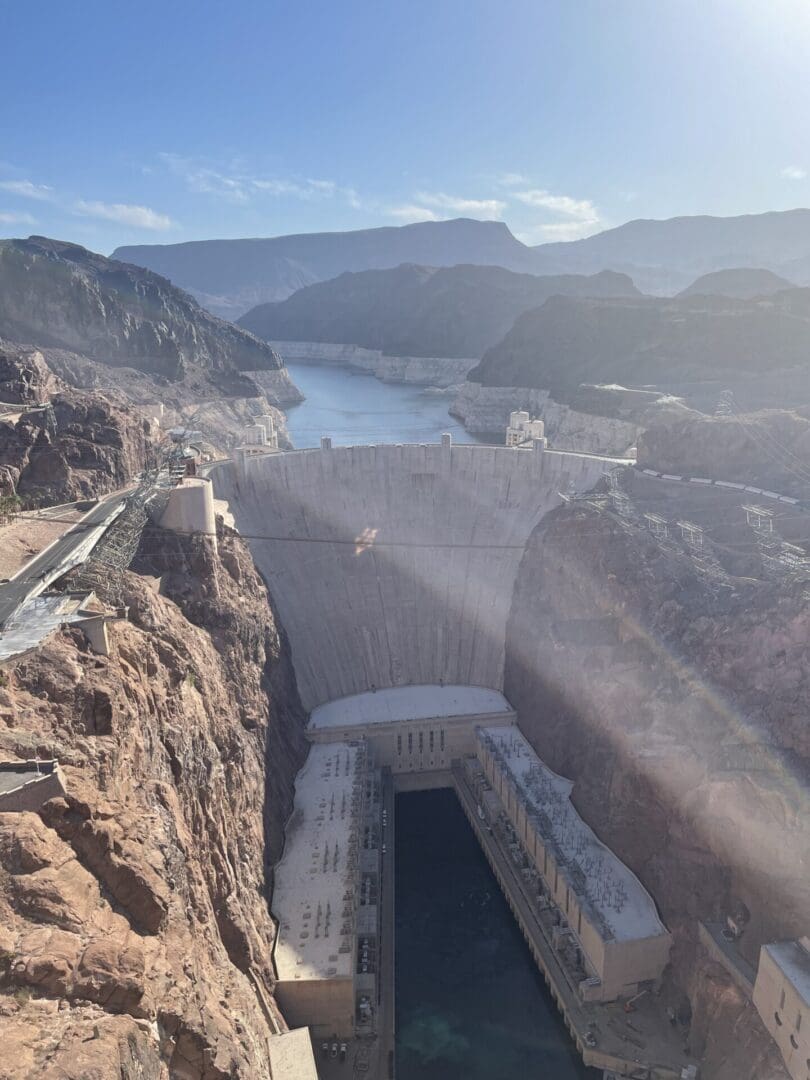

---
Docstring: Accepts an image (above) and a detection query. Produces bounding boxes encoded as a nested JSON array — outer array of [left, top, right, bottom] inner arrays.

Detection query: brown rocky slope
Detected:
[[0, 237, 288, 382], [504, 492, 808, 1080], [0, 341, 156, 505], [0, 521, 307, 1078], [638, 408, 810, 500]]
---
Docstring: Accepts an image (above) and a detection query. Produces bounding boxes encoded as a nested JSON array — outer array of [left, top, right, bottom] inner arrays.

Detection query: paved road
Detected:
[[376, 770, 396, 1079], [0, 491, 130, 628]]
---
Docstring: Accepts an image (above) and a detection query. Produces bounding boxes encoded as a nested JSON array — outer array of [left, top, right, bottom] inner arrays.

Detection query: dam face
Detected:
[[217, 442, 613, 711]]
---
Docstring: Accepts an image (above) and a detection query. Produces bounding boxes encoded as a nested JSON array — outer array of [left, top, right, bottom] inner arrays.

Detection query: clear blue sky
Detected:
[[2, 0, 810, 252]]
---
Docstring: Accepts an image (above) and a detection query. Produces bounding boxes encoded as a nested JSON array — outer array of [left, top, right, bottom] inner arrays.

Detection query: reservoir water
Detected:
[[395, 788, 595, 1080], [285, 363, 484, 447]]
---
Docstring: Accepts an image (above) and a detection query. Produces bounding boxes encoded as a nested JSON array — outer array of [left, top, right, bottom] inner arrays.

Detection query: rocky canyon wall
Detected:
[[503, 495, 808, 1080], [450, 380, 642, 453], [0, 343, 158, 505], [0, 522, 307, 1078]]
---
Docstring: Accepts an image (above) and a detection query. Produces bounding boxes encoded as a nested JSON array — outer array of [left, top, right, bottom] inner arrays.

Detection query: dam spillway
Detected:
[[216, 440, 619, 710]]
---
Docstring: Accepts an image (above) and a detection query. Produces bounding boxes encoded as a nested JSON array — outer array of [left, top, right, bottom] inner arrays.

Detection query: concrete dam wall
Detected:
[[216, 442, 615, 711]]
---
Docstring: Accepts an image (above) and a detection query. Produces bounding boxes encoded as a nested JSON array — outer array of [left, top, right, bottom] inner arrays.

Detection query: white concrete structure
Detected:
[[506, 410, 546, 448], [0, 760, 66, 813], [272, 742, 368, 1038], [234, 419, 282, 470], [255, 413, 279, 448], [243, 422, 269, 446], [267, 1028, 319, 1080], [159, 477, 217, 543], [753, 938, 810, 1080], [218, 441, 615, 710], [308, 684, 516, 773], [476, 726, 672, 1001], [310, 684, 512, 731], [0, 592, 120, 664]]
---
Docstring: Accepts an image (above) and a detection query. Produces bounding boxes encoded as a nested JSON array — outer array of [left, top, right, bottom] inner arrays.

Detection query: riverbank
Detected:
[[275, 340, 475, 389]]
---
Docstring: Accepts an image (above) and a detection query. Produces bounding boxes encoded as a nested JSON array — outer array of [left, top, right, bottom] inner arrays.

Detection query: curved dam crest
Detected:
[[215, 441, 620, 711]]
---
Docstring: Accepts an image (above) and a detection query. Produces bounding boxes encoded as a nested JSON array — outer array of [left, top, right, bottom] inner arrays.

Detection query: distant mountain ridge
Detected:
[[531, 208, 810, 273], [237, 263, 640, 359], [115, 219, 536, 318], [114, 208, 810, 318], [0, 235, 285, 386], [676, 267, 794, 299]]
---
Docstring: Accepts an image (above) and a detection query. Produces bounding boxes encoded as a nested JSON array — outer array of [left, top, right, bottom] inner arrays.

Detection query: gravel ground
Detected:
[[0, 506, 85, 580]]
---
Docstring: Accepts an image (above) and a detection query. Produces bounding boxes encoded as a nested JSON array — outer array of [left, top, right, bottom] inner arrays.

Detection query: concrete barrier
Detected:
[[159, 478, 217, 545]]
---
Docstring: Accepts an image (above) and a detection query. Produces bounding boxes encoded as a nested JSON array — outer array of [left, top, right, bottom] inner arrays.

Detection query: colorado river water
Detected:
[[395, 789, 595, 1080], [285, 363, 484, 447]]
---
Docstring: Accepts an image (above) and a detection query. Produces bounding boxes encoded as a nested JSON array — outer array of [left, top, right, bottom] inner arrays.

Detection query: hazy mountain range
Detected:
[[7, 233, 810, 419], [237, 263, 640, 359], [114, 208, 810, 318], [114, 219, 536, 319], [468, 288, 810, 405]]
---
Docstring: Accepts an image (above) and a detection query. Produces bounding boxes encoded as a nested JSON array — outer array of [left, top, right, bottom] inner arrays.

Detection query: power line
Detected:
[[12, 509, 810, 550]]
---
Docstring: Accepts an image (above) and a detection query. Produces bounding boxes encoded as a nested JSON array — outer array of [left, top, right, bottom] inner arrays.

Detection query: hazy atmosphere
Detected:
[[3, 1, 810, 249], [0, 4, 808, 1080]]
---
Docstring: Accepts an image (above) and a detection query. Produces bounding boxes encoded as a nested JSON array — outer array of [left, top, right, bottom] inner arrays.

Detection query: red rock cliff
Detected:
[[0, 521, 307, 1078]]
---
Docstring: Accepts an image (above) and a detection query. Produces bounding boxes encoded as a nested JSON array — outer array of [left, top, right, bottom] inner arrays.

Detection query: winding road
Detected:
[[0, 491, 130, 628]]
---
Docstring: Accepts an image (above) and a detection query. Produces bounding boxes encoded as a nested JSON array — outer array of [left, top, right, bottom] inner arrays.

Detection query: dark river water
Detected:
[[395, 789, 594, 1080], [285, 363, 484, 447]]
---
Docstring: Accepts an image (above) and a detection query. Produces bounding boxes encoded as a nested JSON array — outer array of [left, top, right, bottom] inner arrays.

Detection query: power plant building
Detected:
[[475, 726, 672, 1002], [753, 938, 810, 1080], [307, 684, 517, 770], [272, 741, 378, 1038]]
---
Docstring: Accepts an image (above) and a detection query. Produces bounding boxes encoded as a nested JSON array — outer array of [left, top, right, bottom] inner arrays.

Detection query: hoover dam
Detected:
[[217, 437, 620, 710], [209, 433, 706, 1078]]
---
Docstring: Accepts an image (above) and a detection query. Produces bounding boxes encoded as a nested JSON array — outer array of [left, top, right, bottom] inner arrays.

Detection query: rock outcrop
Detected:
[[504, 489, 809, 1080], [677, 267, 795, 299], [0, 346, 156, 504], [0, 236, 294, 384], [239, 263, 639, 361], [467, 290, 810, 409], [0, 522, 307, 1077], [0, 341, 60, 404], [638, 408, 810, 498], [39, 346, 296, 455]]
